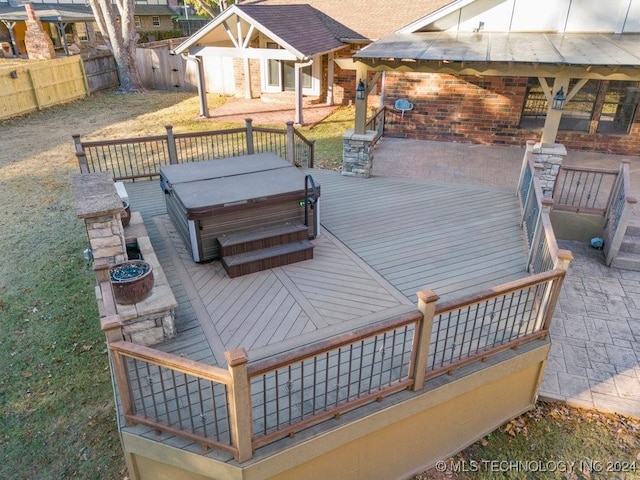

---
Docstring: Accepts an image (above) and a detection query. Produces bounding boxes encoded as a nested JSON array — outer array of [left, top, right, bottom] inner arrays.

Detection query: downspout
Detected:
[[295, 58, 313, 125]]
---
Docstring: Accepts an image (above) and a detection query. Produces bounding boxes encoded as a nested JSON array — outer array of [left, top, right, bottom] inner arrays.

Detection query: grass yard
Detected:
[[0, 90, 638, 480]]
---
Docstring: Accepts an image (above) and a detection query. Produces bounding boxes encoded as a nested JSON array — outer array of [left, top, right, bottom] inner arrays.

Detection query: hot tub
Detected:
[[160, 153, 320, 263]]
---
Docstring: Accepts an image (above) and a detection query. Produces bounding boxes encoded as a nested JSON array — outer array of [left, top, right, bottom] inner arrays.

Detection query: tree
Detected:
[[185, 0, 232, 18], [87, 0, 143, 93]]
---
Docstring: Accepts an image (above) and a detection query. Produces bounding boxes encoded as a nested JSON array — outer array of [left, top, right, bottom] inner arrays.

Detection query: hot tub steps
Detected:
[[218, 222, 310, 256], [218, 222, 314, 277], [221, 240, 314, 278]]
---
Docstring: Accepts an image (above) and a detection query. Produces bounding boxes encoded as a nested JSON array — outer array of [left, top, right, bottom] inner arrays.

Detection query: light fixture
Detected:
[[551, 86, 566, 110], [355, 79, 365, 101], [9, 70, 17, 79]]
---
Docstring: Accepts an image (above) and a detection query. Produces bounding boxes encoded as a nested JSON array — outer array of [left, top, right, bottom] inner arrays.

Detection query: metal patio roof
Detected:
[[355, 31, 640, 67]]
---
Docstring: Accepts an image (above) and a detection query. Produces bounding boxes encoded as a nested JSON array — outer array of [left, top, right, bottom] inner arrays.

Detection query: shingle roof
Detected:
[[236, 4, 352, 55], [238, 0, 454, 41]]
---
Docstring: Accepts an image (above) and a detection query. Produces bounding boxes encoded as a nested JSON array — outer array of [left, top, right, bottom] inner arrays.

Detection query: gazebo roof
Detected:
[[174, 4, 352, 59]]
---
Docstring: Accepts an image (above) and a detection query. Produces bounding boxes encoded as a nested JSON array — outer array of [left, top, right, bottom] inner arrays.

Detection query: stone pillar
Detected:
[[530, 142, 567, 198], [342, 129, 377, 178], [72, 172, 127, 265], [23, 4, 56, 60]]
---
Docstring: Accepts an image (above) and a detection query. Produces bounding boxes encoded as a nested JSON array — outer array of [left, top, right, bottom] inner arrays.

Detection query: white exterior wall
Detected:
[[435, 0, 640, 33]]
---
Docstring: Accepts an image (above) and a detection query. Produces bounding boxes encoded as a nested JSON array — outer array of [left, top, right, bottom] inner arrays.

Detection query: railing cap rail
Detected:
[[109, 340, 232, 383], [247, 310, 422, 377], [434, 269, 566, 315]]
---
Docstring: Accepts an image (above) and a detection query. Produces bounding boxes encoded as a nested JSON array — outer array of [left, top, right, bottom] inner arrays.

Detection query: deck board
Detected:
[[124, 169, 528, 366]]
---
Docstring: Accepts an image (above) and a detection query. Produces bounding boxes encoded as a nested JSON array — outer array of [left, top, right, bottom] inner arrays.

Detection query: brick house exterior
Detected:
[[379, 73, 640, 155]]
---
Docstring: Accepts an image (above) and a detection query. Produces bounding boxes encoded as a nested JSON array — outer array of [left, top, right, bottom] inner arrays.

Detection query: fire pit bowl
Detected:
[[109, 260, 154, 305]]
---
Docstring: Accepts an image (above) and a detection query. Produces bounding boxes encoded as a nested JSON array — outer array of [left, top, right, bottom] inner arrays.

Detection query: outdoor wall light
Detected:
[[356, 79, 365, 101], [552, 86, 566, 110], [9, 70, 18, 79]]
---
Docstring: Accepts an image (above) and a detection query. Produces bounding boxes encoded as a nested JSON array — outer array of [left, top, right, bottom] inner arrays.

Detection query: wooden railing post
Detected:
[[225, 348, 253, 463], [165, 125, 178, 164], [285, 121, 295, 164], [245, 118, 255, 155], [110, 348, 135, 422], [412, 289, 439, 391], [72, 134, 90, 173]]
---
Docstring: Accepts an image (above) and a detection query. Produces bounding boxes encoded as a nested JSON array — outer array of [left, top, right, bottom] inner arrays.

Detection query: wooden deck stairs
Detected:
[[218, 222, 314, 278], [611, 225, 640, 271]]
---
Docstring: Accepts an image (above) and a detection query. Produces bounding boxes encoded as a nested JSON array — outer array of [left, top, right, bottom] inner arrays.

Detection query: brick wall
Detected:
[[332, 71, 640, 156]]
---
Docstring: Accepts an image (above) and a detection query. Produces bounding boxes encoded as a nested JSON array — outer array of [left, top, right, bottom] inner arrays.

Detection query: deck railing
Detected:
[[603, 162, 637, 266], [365, 106, 386, 144], [100, 263, 566, 462], [425, 271, 563, 380], [552, 165, 619, 214], [73, 119, 315, 181], [517, 147, 571, 274]]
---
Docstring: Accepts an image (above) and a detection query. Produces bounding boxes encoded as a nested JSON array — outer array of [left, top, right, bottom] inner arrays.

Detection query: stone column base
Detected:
[[342, 129, 377, 178]]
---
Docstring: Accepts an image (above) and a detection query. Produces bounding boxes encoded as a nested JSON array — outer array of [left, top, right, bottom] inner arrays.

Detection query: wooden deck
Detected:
[[125, 169, 528, 366]]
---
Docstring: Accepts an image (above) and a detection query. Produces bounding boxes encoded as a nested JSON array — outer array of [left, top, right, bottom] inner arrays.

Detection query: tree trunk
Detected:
[[88, 0, 144, 93]]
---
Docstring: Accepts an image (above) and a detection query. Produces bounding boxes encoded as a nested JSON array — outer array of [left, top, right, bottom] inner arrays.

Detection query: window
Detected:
[[134, 16, 141, 28], [76, 22, 89, 42], [265, 42, 312, 91], [597, 81, 640, 134], [152, 16, 160, 27], [520, 78, 639, 135]]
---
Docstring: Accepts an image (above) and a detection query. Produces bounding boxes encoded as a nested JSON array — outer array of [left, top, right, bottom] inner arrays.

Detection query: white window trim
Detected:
[[259, 38, 319, 96]]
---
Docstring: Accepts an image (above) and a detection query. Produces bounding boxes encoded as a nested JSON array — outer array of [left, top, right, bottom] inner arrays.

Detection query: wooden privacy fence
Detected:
[[101, 265, 567, 462], [0, 56, 88, 120], [73, 119, 315, 180]]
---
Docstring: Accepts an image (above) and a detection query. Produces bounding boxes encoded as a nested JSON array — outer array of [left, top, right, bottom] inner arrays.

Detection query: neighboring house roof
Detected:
[[0, 3, 175, 22], [133, 5, 177, 16], [0, 4, 94, 22], [238, 0, 455, 41], [174, 4, 349, 59], [355, 31, 640, 69]]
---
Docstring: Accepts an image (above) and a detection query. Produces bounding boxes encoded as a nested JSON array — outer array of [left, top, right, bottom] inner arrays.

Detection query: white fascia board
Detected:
[[397, 0, 478, 34], [190, 45, 298, 60]]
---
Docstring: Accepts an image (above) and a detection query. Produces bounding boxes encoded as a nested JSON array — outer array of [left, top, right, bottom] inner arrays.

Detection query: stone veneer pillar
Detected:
[[23, 3, 56, 60], [72, 172, 127, 265], [342, 129, 377, 178], [529, 141, 567, 198]]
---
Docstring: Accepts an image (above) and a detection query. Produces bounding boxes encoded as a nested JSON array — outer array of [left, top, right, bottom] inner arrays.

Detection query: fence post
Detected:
[[286, 121, 295, 164], [412, 289, 439, 391], [166, 125, 178, 164], [224, 348, 253, 463], [245, 118, 255, 155], [72, 134, 90, 173]]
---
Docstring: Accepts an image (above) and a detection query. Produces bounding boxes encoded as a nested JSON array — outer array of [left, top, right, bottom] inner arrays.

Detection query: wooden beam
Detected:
[[354, 60, 640, 81], [190, 45, 298, 60]]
